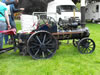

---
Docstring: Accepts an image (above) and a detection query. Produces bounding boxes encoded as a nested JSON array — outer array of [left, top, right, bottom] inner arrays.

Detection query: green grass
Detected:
[[0, 21, 100, 75]]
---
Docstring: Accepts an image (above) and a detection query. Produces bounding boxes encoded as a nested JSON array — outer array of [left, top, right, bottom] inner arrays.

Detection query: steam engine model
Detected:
[[0, 0, 95, 59]]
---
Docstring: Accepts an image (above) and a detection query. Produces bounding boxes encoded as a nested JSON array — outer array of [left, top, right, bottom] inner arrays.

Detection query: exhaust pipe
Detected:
[[81, 0, 86, 28]]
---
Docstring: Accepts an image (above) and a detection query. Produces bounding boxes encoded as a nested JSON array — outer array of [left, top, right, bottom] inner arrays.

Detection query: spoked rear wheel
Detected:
[[27, 31, 57, 59], [78, 38, 95, 54]]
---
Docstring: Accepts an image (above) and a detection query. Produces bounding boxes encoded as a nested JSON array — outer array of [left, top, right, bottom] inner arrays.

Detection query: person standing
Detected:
[[2, 0, 11, 44], [2, 0, 24, 44], [0, 1, 11, 49], [2, 0, 24, 29]]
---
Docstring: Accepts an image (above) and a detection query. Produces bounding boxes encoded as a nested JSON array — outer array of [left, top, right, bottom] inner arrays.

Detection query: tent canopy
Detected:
[[17, 0, 54, 14], [17, 0, 100, 14]]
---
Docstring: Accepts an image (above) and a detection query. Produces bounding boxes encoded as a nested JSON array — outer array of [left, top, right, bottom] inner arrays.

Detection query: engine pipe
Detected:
[[81, 0, 86, 28]]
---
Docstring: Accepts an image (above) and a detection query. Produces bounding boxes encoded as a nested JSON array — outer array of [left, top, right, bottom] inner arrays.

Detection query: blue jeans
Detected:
[[4, 34, 8, 44], [0, 21, 7, 49]]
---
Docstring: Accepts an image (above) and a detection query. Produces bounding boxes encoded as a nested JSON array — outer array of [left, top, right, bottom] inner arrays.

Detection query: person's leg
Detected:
[[0, 33, 3, 49], [9, 20, 16, 44], [10, 21, 16, 29], [0, 21, 7, 49], [4, 34, 8, 44], [4, 24, 9, 44]]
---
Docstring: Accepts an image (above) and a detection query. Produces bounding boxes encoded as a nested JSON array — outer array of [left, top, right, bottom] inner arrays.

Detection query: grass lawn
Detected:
[[0, 20, 100, 75]]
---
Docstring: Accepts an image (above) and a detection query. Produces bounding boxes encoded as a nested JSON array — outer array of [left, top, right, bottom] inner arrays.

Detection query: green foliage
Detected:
[[16, 20, 22, 31], [0, 21, 100, 75], [76, 3, 81, 10]]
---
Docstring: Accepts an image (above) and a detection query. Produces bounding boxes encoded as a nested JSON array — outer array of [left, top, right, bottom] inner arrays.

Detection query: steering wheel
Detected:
[[38, 16, 57, 28], [46, 16, 57, 27]]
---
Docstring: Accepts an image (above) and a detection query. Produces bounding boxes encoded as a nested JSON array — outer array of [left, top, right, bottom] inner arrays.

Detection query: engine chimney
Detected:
[[81, 0, 86, 28]]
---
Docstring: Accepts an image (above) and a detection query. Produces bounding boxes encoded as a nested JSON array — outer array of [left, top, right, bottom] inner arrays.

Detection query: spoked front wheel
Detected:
[[27, 31, 58, 59], [73, 39, 80, 47], [78, 38, 95, 54]]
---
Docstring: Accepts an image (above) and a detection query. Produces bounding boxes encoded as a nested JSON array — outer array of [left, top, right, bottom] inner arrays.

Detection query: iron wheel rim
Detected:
[[78, 38, 95, 54], [27, 31, 57, 59]]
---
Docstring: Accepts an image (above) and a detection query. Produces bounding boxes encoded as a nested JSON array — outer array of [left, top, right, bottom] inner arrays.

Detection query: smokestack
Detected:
[[81, 0, 86, 28]]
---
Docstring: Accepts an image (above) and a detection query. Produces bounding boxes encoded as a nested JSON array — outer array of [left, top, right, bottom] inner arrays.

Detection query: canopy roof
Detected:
[[17, 0, 54, 14], [17, 0, 100, 14]]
